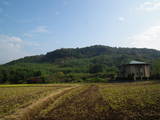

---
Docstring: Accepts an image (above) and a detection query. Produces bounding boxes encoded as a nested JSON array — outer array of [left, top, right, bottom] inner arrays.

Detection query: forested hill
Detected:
[[1, 45, 160, 84], [8, 45, 160, 65]]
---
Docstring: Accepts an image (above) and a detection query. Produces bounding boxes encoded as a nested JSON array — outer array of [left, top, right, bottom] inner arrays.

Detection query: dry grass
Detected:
[[5, 86, 78, 120], [1, 81, 160, 120], [0, 84, 75, 118], [37, 85, 89, 119], [99, 81, 160, 119], [36, 81, 160, 120], [37, 85, 107, 120]]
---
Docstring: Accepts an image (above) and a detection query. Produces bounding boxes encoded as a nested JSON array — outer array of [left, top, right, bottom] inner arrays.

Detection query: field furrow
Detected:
[[4, 86, 78, 120], [1, 82, 160, 120], [38, 85, 108, 120], [0, 84, 77, 119]]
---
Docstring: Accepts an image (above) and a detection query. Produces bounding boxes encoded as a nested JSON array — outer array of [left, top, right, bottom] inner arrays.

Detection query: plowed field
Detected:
[[1, 81, 160, 120]]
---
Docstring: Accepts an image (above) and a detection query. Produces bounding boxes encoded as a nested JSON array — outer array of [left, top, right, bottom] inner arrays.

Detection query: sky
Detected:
[[1, 0, 160, 64]]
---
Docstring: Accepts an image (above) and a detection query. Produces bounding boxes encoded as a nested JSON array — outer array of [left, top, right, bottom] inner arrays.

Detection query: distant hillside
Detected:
[[8, 45, 160, 66], [2, 45, 160, 84]]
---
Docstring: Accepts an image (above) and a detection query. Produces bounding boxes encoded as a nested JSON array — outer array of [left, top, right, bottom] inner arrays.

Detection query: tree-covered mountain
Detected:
[[8, 45, 160, 65], [1, 45, 160, 84]]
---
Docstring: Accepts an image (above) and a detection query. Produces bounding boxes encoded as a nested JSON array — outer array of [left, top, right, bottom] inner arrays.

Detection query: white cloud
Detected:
[[118, 17, 125, 22], [138, 1, 160, 12], [10, 36, 23, 43], [129, 25, 160, 50], [23, 26, 50, 38], [33, 26, 49, 33], [0, 35, 28, 64]]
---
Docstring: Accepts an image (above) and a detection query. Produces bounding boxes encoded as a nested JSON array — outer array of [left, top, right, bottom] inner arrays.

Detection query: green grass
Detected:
[[0, 84, 43, 87], [0, 83, 76, 87]]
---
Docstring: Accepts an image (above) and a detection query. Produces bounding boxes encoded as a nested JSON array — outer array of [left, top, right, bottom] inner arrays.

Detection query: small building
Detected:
[[119, 60, 150, 80]]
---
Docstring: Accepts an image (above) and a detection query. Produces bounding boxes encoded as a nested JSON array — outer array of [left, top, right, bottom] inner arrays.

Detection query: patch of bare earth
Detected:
[[38, 85, 120, 120], [4, 86, 77, 120]]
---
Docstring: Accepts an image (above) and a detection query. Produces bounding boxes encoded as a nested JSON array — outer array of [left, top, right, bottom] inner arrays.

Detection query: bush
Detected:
[[89, 64, 105, 73], [86, 77, 106, 83], [27, 77, 45, 84]]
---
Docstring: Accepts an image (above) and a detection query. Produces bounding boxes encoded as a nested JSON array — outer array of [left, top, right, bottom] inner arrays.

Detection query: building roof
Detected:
[[119, 60, 149, 67], [129, 60, 146, 64]]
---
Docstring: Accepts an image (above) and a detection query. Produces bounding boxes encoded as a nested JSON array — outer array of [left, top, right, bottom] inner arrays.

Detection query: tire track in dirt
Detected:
[[38, 85, 111, 120], [4, 86, 78, 120]]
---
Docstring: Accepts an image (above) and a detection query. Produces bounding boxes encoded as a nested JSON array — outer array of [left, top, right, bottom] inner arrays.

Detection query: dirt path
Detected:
[[38, 85, 111, 120], [4, 86, 77, 120]]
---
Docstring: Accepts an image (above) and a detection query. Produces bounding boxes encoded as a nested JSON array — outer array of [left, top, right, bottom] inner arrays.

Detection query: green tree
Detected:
[[152, 59, 160, 77], [89, 64, 104, 73]]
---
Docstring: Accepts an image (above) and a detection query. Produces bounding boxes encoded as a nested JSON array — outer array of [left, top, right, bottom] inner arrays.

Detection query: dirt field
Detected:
[[1, 81, 160, 120]]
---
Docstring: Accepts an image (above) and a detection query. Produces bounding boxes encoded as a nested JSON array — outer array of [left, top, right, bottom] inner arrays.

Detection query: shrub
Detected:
[[86, 77, 106, 83]]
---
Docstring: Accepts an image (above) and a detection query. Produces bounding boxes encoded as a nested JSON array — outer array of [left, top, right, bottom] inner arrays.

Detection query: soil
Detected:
[[38, 85, 122, 120]]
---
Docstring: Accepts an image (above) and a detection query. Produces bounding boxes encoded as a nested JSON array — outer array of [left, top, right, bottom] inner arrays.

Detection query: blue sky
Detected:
[[1, 0, 160, 63]]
